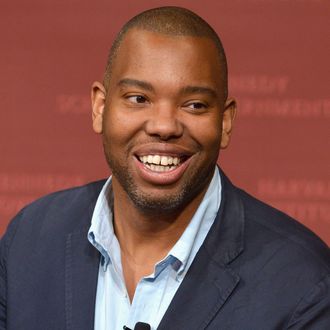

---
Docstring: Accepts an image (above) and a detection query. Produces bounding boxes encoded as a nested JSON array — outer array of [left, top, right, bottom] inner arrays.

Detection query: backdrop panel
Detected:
[[1, 0, 329, 244]]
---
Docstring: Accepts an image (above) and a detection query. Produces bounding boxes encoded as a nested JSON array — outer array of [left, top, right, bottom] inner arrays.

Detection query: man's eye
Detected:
[[185, 102, 207, 110], [127, 95, 147, 104]]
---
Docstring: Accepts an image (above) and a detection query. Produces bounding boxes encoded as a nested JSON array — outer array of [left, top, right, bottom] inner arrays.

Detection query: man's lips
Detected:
[[133, 156, 191, 185], [132, 144, 194, 185], [133, 143, 193, 158]]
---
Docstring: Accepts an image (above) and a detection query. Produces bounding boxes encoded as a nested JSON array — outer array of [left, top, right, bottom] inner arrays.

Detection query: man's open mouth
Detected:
[[137, 155, 186, 172]]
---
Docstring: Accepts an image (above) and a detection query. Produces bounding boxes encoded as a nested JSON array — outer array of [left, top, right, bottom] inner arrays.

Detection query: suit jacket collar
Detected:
[[64, 170, 245, 329], [205, 169, 245, 265]]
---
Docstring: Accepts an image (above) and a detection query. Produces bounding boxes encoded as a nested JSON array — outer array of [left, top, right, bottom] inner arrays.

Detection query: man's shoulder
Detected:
[[1, 179, 106, 247], [22, 178, 106, 214], [235, 186, 329, 271], [209, 173, 330, 330], [18, 178, 105, 219]]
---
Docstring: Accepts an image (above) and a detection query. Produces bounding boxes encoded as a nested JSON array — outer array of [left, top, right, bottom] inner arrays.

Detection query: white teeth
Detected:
[[160, 157, 168, 166], [153, 155, 161, 165], [138, 154, 181, 170], [147, 164, 176, 172]]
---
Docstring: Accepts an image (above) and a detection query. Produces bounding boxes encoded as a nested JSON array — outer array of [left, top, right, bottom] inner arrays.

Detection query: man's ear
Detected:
[[220, 98, 237, 149], [91, 81, 106, 134]]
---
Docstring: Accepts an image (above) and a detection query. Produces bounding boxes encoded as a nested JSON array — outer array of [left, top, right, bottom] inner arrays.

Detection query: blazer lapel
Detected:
[[158, 170, 245, 330], [65, 227, 100, 330], [61, 180, 105, 330], [157, 248, 240, 330]]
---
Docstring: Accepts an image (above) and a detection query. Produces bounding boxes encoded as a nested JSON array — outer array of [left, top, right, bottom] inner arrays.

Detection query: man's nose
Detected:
[[144, 104, 184, 140]]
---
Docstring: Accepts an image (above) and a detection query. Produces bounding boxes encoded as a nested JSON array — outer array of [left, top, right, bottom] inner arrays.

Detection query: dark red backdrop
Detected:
[[1, 0, 329, 244]]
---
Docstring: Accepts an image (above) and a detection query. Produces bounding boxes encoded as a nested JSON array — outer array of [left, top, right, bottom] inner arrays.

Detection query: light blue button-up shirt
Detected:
[[88, 167, 221, 330]]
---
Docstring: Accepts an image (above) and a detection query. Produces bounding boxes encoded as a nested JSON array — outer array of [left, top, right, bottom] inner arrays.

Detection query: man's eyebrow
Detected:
[[117, 78, 154, 92], [117, 79, 218, 98], [181, 85, 218, 99]]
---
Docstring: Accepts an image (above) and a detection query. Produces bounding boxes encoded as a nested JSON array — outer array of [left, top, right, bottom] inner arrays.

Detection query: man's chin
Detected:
[[127, 190, 188, 215], [108, 155, 216, 216]]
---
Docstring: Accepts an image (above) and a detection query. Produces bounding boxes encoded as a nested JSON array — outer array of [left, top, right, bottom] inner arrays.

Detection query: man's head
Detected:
[[92, 7, 236, 215], [104, 6, 228, 101]]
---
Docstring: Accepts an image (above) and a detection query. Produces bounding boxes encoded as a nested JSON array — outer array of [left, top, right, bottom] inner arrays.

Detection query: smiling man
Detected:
[[0, 6, 329, 330]]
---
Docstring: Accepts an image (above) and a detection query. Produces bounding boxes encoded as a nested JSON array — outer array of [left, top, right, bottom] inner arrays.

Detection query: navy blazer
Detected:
[[0, 172, 329, 329]]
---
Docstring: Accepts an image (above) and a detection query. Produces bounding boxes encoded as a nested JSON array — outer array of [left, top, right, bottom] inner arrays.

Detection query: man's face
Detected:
[[92, 29, 235, 214]]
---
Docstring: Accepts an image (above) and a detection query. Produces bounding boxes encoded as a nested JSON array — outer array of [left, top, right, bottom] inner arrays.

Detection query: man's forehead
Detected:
[[113, 28, 220, 69], [106, 27, 226, 99], [103, 8, 228, 99], [112, 30, 220, 73]]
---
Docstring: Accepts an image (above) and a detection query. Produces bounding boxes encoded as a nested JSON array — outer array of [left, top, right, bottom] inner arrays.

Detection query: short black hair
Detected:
[[104, 6, 228, 99]]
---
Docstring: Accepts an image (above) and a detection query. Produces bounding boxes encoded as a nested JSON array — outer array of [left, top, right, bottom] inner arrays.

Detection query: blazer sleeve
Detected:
[[286, 274, 330, 329], [0, 211, 23, 330]]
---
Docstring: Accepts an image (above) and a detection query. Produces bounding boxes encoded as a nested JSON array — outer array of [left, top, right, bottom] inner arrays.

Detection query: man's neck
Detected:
[[112, 189, 206, 260], [111, 181, 208, 301]]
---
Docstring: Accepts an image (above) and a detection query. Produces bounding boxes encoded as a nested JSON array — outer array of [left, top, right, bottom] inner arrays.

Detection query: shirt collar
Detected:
[[88, 167, 221, 275], [164, 167, 221, 275], [88, 177, 114, 271]]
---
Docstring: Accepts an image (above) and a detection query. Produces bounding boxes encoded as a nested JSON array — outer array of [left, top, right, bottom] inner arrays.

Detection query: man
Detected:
[[0, 6, 329, 330]]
